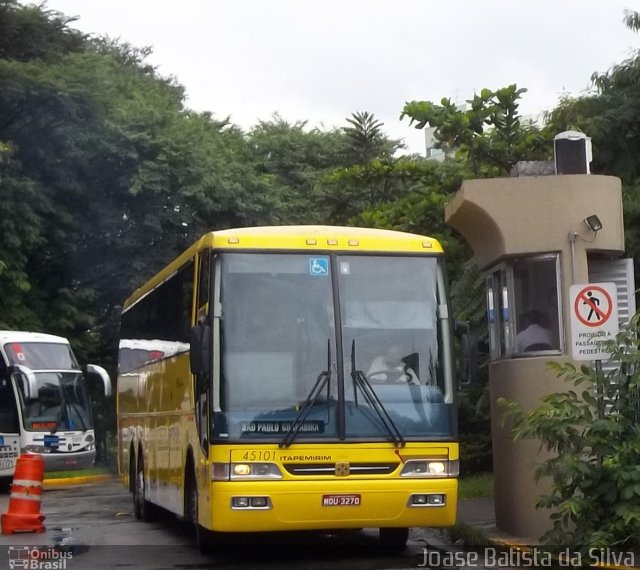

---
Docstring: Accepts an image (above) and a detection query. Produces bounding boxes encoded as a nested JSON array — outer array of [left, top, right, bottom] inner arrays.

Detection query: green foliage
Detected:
[[0, 147, 57, 331], [401, 85, 553, 177], [623, 9, 640, 33], [341, 111, 403, 164], [458, 473, 494, 499], [44, 466, 112, 479], [500, 316, 640, 548], [0, 0, 86, 62], [546, 20, 640, 269], [458, 381, 492, 474], [314, 112, 411, 224], [0, 3, 277, 360], [247, 115, 349, 224], [451, 260, 492, 474], [318, 157, 434, 224], [450, 259, 486, 326]]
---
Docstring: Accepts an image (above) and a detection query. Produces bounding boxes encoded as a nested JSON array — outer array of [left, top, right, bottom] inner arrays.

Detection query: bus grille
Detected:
[[283, 462, 399, 476]]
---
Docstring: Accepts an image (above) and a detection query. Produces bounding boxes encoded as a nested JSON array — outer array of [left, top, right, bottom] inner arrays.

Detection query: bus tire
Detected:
[[0, 476, 11, 493], [128, 450, 135, 493], [379, 527, 409, 550], [133, 453, 156, 522], [185, 463, 215, 554]]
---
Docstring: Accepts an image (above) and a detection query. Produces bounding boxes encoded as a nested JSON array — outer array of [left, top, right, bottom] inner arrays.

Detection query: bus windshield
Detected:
[[5, 342, 79, 370], [217, 252, 454, 443], [18, 372, 93, 432], [338, 255, 450, 439]]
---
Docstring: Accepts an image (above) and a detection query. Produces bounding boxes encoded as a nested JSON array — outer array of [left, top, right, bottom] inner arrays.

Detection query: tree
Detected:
[[546, 11, 640, 270], [341, 111, 403, 164], [0, 0, 86, 62], [314, 112, 413, 224], [246, 115, 349, 225], [398, 86, 557, 476], [317, 158, 420, 224], [0, 4, 276, 360], [623, 8, 640, 33], [401, 85, 552, 177]]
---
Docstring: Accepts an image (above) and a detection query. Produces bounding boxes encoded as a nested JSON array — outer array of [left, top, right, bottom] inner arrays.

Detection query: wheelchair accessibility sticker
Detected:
[[309, 258, 329, 276]]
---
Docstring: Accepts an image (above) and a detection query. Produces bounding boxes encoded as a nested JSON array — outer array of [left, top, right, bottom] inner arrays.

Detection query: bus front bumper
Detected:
[[207, 477, 457, 533], [24, 449, 95, 472]]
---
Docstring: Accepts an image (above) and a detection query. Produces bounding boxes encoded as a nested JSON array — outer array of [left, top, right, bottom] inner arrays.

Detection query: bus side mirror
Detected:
[[189, 324, 212, 377], [9, 364, 38, 399], [455, 321, 478, 386], [86, 364, 112, 397]]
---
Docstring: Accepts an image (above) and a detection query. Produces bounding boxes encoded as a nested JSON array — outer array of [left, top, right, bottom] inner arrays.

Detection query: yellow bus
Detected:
[[117, 225, 460, 550]]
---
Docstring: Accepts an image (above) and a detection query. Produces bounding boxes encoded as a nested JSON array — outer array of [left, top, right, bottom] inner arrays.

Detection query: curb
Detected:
[[43, 474, 116, 488]]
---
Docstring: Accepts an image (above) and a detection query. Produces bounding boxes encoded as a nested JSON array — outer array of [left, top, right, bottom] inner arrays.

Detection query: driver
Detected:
[[367, 344, 419, 385], [27, 383, 62, 417]]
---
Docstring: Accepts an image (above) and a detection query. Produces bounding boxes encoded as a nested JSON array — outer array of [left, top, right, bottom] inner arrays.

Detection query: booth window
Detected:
[[486, 254, 562, 360]]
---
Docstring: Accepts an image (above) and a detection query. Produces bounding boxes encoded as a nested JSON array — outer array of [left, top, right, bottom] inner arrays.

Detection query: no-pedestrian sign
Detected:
[[569, 282, 619, 361]]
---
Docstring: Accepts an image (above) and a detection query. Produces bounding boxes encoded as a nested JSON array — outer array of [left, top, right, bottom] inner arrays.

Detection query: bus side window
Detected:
[[195, 248, 211, 453], [197, 249, 211, 323]]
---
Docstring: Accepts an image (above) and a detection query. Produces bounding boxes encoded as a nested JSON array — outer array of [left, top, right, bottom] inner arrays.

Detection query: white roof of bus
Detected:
[[119, 339, 189, 354], [0, 330, 70, 345], [119, 338, 189, 352]]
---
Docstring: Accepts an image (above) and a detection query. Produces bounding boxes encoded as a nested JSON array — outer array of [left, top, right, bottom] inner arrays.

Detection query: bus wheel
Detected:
[[0, 476, 11, 493], [185, 465, 215, 555], [133, 455, 156, 522], [128, 452, 135, 493], [379, 527, 409, 550]]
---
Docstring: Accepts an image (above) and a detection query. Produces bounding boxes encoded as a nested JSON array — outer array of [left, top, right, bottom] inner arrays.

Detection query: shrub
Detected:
[[500, 315, 640, 549]]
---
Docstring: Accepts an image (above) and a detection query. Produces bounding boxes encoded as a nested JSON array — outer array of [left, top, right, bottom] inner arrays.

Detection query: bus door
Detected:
[[191, 248, 212, 523], [0, 375, 20, 479]]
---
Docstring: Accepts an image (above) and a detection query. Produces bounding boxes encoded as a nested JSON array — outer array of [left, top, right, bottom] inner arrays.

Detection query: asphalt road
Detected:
[[0, 479, 455, 570]]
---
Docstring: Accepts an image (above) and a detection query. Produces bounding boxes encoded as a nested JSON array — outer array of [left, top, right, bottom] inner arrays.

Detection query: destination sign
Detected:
[[240, 421, 325, 434]]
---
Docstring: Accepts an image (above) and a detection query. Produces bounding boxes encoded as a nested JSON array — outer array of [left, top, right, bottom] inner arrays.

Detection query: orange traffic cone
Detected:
[[1, 454, 46, 534]]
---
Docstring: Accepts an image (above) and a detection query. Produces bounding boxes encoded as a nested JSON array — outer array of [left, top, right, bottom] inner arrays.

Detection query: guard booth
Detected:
[[445, 168, 635, 539]]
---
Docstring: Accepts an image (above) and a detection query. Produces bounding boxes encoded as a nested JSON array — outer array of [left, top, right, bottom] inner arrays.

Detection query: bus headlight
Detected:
[[25, 445, 50, 454], [231, 463, 283, 480], [400, 459, 459, 478], [211, 462, 284, 481], [234, 464, 251, 476]]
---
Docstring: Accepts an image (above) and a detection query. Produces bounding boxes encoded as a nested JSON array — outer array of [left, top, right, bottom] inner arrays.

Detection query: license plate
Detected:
[[0, 458, 14, 470], [44, 435, 59, 448], [322, 494, 361, 507]]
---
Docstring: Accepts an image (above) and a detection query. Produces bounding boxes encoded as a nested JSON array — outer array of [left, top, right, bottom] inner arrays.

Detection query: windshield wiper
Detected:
[[68, 374, 89, 431], [350, 340, 405, 447], [66, 398, 88, 431], [280, 339, 332, 449]]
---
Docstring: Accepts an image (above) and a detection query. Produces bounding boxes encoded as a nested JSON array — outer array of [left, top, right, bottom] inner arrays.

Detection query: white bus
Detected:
[[0, 331, 112, 483]]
